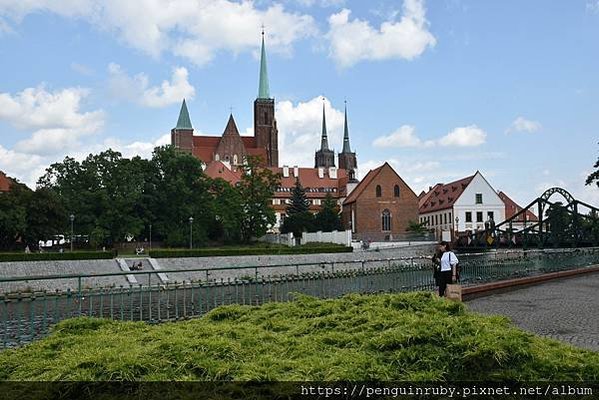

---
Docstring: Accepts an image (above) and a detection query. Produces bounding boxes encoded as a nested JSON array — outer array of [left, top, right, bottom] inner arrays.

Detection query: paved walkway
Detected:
[[465, 272, 599, 351]]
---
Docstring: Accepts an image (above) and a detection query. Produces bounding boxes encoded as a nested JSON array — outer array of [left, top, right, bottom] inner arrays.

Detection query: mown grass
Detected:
[[0, 292, 598, 382]]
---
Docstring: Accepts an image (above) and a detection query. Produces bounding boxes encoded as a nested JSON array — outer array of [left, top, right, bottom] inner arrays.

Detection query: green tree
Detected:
[[208, 178, 243, 244], [237, 156, 281, 243], [545, 202, 573, 247], [314, 193, 342, 232], [22, 188, 67, 249], [0, 183, 27, 250], [407, 220, 428, 234], [281, 178, 314, 237], [586, 143, 599, 188], [148, 146, 213, 247]]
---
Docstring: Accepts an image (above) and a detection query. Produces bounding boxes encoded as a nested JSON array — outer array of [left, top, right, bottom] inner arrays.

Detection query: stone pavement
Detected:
[[466, 272, 599, 351]]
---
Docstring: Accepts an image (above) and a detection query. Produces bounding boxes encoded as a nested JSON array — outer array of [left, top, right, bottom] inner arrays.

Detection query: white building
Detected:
[[418, 171, 506, 241]]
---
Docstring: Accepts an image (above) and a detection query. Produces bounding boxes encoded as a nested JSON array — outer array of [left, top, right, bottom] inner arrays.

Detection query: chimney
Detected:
[[282, 166, 289, 178], [329, 167, 337, 179]]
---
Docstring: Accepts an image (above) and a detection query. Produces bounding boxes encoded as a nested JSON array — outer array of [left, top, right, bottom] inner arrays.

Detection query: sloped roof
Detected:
[[418, 175, 475, 213], [204, 161, 243, 185], [0, 171, 13, 192], [343, 164, 384, 205], [223, 114, 240, 136], [271, 167, 348, 198], [175, 99, 193, 130], [498, 191, 539, 222]]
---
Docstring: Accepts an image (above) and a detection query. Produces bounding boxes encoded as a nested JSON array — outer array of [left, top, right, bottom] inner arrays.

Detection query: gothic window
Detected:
[[215, 154, 220, 161], [233, 154, 238, 165], [381, 209, 391, 232], [376, 185, 382, 198], [264, 112, 268, 125], [394, 185, 400, 198]]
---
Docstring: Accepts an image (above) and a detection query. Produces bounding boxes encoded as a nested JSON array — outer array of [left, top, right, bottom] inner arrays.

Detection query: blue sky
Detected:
[[0, 0, 598, 207]]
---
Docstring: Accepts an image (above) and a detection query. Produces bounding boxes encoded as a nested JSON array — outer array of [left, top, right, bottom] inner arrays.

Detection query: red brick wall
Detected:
[[343, 165, 419, 241]]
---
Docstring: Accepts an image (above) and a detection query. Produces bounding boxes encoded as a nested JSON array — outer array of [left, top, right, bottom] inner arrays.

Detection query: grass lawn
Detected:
[[1, 292, 598, 382]]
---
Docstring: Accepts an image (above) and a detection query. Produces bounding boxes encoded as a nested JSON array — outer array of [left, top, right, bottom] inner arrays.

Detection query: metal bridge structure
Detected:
[[457, 187, 599, 249]]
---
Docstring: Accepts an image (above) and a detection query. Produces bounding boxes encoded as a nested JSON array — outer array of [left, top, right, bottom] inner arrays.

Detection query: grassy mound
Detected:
[[1, 292, 598, 381]]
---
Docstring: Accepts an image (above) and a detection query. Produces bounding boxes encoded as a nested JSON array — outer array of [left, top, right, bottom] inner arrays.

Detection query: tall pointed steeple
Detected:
[[341, 101, 352, 153], [320, 99, 329, 150], [258, 29, 270, 100], [315, 97, 335, 168], [175, 99, 193, 130], [338, 100, 358, 181], [171, 98, 194, 154]]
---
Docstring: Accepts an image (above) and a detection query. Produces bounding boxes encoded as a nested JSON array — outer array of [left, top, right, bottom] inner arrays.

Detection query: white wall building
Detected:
[[418, 171, 505, 240]]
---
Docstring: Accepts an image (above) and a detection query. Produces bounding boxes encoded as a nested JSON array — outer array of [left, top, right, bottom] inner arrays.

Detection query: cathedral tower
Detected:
[[338, 101, 358, 181], [314, 99, 336, 168], [254, 30, 279, 167], [171, 99, 194, 154]]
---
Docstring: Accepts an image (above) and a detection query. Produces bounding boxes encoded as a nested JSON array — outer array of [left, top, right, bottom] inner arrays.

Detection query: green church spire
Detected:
[[342, 101, 352, 153], [258, 30, 270, 99], [175, 99, 193, 130], [320, 99, 329, 150]]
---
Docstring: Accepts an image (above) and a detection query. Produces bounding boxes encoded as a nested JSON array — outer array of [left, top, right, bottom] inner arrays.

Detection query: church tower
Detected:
[[171, 98, 194, 154], [254, 30, 279, 167], [338, 101, 358, 181], [314, 99, 336, 168]]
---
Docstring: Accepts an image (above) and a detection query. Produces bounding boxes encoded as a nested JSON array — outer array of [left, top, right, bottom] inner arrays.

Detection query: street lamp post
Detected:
[[189, 217, 194, 249], [70, 214, 75, 252], [454, 216, 459, 242], [149, 224, 152, 250]]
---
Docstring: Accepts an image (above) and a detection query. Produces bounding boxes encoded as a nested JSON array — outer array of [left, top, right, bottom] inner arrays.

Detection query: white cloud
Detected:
[[506, 116, 542, 134], [438, 125, 486, 147], [0, 85, 105, 156], [372, 125, 434, 148], [276, 96, 344, 167], [327, 0, 436, 67], [0, 86, 103, 131], [0, 0, 317, 65], [108, 63, 195, 108], [587, 1, 599, 13], [373, 124, 486, 148], [294, 0, 345, 7]]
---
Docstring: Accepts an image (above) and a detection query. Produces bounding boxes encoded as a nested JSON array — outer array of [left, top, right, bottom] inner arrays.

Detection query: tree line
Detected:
[[0, 147, 280, 251], [0, 145, 345, 252]]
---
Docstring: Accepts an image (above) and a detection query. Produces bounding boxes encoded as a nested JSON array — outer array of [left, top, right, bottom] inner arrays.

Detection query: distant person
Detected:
[[432, 245, 443, 287], [438, 241, 459, 297]]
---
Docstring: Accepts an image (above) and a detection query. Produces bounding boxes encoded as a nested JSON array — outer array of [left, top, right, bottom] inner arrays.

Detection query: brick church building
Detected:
[[171, 32, 418, 237], [0, 171, 13, 193]]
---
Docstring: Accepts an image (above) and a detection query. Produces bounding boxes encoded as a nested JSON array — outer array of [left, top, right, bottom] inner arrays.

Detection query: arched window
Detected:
[[215, 154, 220, 161], [376, 185, 382, 197], [394, 185, 400, 198], [264, 112, 268, 125], [381, 209, 392, 232], [233, 154, 238, 165]]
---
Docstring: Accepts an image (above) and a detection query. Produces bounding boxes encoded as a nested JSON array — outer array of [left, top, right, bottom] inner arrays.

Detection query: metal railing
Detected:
[[1, 247, 598, 349]]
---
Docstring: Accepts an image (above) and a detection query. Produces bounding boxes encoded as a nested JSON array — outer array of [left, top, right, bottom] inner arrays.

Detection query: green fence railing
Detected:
[[1, 247, 598, 349]]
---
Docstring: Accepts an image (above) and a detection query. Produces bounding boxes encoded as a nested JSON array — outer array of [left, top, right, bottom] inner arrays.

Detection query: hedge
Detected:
[[150, 245, 352, 258], [0, 251, 114, 263], [1, 292, 598, 383]]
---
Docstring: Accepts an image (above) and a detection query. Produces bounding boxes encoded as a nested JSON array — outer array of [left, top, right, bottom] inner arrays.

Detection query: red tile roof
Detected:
[[0, 171, 12, 192], [271, 167, 348, 198], [204, 161, 243, 184], [498, 191, 539, 222], [418, 175, 475, 213]]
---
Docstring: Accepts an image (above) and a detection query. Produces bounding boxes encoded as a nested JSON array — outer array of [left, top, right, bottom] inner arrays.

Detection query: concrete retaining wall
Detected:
[[0, 260, 129, 294]]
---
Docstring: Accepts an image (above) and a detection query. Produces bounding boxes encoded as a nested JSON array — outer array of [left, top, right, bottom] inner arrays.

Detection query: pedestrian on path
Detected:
[[438, 241, 459, 297]]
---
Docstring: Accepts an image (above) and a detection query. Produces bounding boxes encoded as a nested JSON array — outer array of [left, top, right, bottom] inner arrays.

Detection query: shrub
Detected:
[[0, 251, 114, 263], [0, 292, 597, 382], [149, 244, 352, 258]]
